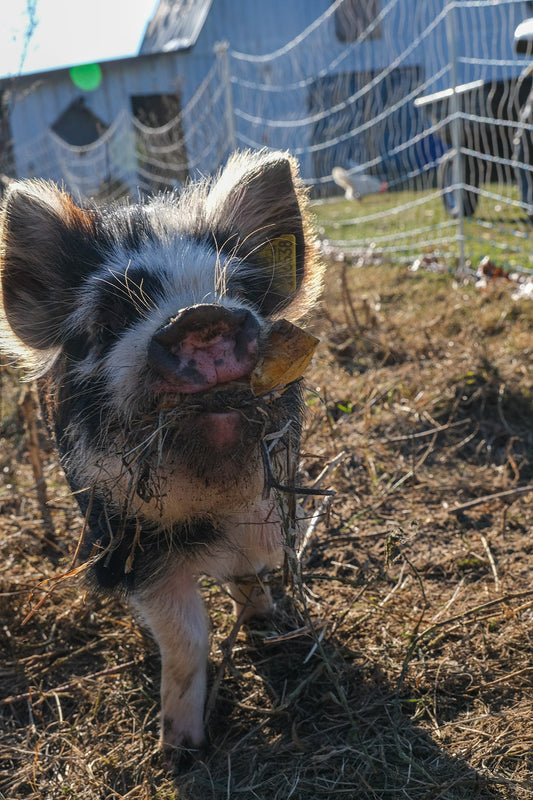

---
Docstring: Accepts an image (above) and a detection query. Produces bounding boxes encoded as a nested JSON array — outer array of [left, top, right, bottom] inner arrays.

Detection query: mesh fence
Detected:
[[2, 0, 533, 273]]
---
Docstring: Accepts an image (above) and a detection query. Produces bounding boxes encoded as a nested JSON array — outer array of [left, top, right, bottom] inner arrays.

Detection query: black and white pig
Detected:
[[0, 150, 323, 763]]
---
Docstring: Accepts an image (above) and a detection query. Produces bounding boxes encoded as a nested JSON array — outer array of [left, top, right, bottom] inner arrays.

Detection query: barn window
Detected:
[[131, 92, 189, 191], [51, 97, 108, 146], [334, 0, 382, 42], [131, 92, 183, 129]]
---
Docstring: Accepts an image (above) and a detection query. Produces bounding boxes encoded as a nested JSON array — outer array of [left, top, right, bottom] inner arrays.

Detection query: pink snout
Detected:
[[147, 304, 260, 394]]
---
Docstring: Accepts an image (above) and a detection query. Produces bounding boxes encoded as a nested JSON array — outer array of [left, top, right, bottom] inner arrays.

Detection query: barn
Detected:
[[0, 0, 526, 198]]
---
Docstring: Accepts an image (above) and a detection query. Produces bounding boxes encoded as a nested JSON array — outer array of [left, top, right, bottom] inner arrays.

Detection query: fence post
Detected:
[[214, 41, 237, 155], [445, 1, 466, 272]]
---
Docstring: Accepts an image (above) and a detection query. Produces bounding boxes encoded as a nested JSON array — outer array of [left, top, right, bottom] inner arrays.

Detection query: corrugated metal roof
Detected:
[[139, 0, 213, 55]]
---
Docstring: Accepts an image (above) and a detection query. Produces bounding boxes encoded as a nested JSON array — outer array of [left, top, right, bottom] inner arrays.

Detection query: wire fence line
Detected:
[[1, 0, 533, 273]]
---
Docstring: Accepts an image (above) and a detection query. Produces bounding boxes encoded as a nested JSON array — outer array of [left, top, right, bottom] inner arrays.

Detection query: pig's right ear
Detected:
[[0, 180, 99, 352]]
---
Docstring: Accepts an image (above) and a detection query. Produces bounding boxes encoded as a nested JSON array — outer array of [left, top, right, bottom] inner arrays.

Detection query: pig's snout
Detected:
[[147, 304, 260, 394]]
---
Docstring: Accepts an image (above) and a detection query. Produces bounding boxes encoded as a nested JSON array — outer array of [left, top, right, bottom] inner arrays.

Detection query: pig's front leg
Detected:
[[222, 499, 283, 622], [223, 503, 285, 623], [134, 566, 208, 766]]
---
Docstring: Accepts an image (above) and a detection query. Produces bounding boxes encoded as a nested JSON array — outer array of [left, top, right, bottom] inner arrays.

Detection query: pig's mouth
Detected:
[[120, 376, 295, 499], [151, 381, 265, 452], [156, 381, 256, 412], [122, 381, 273, 499]]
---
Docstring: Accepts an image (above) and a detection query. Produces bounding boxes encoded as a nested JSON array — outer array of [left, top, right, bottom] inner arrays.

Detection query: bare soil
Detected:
[[1, 259, 532, 799]]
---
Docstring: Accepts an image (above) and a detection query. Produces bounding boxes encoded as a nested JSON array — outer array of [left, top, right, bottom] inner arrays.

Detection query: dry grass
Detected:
[[1, 259, 533, 799]]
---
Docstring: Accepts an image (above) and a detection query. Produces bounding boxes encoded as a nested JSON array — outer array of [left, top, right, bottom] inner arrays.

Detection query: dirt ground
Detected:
[[1, 257, 532, 799]]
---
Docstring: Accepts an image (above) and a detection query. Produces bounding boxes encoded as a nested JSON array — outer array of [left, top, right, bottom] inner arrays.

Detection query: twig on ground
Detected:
[[380, 418, 470, 443], [451, 484, 533, 513], [431, 577, 465, 622], [480, 533, 500, 592], [473, 666, 533, 689], [298, 495, 334, 560], [20, 387, 54, 536], [397, 589, 533, 690], [264, 620, 327, 644]]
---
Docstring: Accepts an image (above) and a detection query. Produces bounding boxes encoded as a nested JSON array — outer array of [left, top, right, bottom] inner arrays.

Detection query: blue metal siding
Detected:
[[3, 0, 529, 187]]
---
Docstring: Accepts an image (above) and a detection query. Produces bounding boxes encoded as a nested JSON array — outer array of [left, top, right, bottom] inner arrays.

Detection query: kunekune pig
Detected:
[[0, 149, 323, 766]]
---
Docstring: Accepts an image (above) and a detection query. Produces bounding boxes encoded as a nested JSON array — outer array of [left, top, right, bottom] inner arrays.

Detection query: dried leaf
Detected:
[[251, 319, 319, 395]]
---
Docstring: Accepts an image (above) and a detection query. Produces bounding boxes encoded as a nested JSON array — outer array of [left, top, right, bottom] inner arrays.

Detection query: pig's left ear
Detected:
[[0, 180, 100, 356], [206, 150, 323, 318]]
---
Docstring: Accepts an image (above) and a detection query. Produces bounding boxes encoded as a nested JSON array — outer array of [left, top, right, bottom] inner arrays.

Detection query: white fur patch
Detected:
[[67, 236, 262, 421], [134, 568, 209, 751]]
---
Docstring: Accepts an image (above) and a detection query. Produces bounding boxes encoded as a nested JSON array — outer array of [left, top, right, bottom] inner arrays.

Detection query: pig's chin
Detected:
[[140, 381, 265, 479], [188, 410, 246, 452]]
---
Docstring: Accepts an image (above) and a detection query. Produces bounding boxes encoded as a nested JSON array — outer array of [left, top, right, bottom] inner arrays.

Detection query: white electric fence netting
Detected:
[[2, 0, 533, 272]]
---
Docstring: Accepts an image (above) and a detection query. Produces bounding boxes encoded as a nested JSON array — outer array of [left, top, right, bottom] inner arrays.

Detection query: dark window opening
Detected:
[[334, 0, 382, 42], [131, 92, 189, 192], [51, 97, 108, 146]]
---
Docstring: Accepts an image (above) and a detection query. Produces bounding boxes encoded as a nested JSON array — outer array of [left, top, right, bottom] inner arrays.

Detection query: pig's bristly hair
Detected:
[[0, 149, 323, 377]]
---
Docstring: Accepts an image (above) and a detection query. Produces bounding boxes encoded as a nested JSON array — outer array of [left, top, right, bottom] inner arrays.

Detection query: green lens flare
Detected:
[[69, 63, 102, 91]]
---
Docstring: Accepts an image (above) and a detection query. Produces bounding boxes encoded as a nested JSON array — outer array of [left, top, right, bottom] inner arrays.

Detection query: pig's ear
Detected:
[[206, 150, 323, 318], [0, 180, 99, 352]]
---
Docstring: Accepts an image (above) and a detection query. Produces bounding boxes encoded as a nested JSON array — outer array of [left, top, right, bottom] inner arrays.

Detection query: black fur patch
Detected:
[[75, 485, 222, 592], [89, 268, 164, 352]]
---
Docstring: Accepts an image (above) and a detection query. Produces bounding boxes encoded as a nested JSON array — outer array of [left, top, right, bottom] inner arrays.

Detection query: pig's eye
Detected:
[[93, 297, 135, 345], [95, 317, 122, 344]]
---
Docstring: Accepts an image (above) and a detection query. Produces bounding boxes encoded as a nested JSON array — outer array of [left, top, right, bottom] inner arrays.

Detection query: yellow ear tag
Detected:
[[256, 234, 297, 296]]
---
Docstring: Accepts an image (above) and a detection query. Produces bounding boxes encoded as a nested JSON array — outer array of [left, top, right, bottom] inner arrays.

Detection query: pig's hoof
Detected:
[[233, 583, 275, 623], [161, 715, 206, 772], [163, 738, 206, 773]]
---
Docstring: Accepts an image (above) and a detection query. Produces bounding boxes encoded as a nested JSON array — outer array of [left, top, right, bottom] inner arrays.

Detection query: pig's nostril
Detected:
[[147, 338, 184, 379], [233, 312, 261, 360]]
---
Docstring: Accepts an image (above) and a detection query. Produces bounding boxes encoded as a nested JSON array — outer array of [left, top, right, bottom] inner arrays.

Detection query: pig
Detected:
[[0, 149, 323, 766]]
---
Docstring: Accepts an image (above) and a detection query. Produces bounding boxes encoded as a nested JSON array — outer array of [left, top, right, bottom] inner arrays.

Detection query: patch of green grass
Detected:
[[312, 183, 533, 270]]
